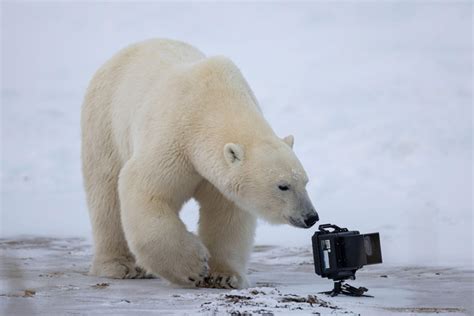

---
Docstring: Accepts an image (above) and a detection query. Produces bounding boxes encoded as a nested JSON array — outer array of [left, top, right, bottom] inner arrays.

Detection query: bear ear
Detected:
[[282, 135, 294, 149], [224, 143, 244, 165]]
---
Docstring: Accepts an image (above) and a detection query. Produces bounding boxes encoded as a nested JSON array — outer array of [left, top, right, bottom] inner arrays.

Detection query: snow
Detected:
[[1, 238, 472, 315], [1, 2, 472, 314]]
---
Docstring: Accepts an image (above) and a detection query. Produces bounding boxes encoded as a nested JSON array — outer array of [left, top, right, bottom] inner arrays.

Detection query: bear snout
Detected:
[[288, 209, 319, 229], [303, 211, 319, 228]]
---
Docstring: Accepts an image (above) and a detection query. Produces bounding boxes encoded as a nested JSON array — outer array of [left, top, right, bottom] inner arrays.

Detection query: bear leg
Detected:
[[195, 181, 257, 289], [118, 159, 210, 287], [82, 127, 148, 279], [86, 176, 148, 279]]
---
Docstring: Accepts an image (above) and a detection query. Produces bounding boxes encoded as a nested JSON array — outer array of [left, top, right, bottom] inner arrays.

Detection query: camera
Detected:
[[312, 224, 383, 296]]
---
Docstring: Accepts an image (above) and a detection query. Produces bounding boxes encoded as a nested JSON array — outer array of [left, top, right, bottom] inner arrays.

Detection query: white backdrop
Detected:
[[1, 2, 472, 267]]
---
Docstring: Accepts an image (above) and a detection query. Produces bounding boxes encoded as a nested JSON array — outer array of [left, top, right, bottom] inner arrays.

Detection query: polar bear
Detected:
[[81, 39, 318, 289]]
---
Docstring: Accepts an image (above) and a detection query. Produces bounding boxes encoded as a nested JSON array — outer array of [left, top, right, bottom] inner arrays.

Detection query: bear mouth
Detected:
[[287, 216, 308, 229]]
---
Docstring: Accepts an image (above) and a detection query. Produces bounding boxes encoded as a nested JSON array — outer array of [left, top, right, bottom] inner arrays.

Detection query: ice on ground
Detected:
[[0, 238, 472, 315]]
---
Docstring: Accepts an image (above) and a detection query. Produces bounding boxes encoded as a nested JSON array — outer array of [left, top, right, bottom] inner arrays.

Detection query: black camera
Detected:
[[312, 224, 383, 296]]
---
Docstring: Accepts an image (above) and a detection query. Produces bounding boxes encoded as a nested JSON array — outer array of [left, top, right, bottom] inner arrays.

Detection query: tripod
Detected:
[[319, 280, 373, 297]]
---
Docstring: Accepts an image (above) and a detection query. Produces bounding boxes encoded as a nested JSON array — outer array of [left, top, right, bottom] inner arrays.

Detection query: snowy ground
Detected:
[[1, 238, 472, 315], [1, 2, 472, 315]]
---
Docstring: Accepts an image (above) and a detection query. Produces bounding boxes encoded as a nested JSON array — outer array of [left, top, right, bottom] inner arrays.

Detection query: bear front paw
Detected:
[[198, 272, 248, 289], [155, 232, 210, 287]]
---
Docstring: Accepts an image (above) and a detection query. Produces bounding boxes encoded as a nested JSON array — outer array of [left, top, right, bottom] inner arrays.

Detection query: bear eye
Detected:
[[278, 185, 290, 191]]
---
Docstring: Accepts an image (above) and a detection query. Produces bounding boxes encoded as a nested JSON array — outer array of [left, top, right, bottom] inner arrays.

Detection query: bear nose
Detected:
[[304, 212, 319, 228]]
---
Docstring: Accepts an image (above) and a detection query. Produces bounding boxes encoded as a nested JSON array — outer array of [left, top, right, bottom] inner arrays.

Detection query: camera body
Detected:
[[312, 224, 382, 281]]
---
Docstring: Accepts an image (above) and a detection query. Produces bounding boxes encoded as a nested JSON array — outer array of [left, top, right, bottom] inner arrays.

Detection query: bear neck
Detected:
[[187, 102, 278, 200]]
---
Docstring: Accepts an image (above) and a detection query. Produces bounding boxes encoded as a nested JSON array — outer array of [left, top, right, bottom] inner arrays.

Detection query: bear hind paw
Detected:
[[90, 257, 154, 279]]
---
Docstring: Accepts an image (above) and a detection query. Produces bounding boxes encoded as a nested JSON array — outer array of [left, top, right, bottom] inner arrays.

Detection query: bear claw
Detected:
[[198, 272, 241, 289]]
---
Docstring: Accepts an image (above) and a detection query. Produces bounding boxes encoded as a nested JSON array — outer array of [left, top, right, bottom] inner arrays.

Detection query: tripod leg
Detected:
[[319, 281, 343, 297], [341, 283, 373, 297], [320, 281, 374, 297]]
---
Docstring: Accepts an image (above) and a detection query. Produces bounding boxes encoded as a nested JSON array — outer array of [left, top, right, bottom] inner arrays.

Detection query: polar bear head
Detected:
[[223, 135, 319, 228]]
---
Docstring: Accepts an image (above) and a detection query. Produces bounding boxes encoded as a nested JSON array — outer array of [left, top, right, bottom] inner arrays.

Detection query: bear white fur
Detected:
[[81, 39, 317, 289]]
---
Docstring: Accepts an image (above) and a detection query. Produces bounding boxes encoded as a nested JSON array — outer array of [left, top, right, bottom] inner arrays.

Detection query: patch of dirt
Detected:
[[38, 272, 65, 278], [201, 287, 342, 314], [280, 294, 339, 309], [0, 289, 36, 298], [23, 289, 36, 297], [297, 261, 314, 266], [225, 294, 253, 303], [254, 282, 277, 288], [230, 310, 274, 316], [383, 307, 465, 313]]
